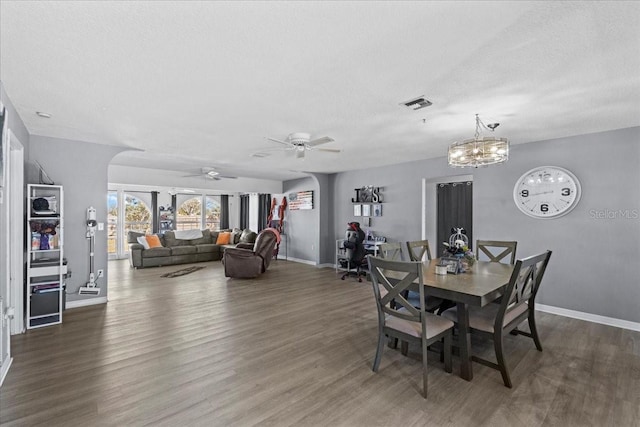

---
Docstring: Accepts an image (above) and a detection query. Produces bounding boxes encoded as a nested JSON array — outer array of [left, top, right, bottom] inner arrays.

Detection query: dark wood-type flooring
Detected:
[[1, 259, 639, 426]]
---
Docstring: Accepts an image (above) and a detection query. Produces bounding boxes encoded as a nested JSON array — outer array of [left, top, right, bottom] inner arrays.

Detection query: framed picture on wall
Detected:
[[353, 204, 362, 216], [362, 204, 371, 217], [373, 204, 382, 217]]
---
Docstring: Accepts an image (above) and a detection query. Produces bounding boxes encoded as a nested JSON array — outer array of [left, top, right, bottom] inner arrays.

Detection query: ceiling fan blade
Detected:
[[306, 136, 334, 147], [218, 175, 238, 179], [314, 148, 341, 153], [267, 137, 292, 147]]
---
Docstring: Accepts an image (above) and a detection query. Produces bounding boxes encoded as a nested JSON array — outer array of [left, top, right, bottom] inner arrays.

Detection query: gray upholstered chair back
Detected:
[[254, 229, 278, 270]]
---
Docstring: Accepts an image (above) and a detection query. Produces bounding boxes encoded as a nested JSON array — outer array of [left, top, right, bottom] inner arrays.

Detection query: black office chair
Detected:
[[341, 222, 368, 282]]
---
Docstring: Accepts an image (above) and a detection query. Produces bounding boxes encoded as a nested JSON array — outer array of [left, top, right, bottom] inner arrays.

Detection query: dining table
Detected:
[[386, 258, 514, 381]]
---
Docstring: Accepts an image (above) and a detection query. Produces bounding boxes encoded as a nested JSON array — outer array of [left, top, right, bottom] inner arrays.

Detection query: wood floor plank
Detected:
[[1, 259, 639, 426]]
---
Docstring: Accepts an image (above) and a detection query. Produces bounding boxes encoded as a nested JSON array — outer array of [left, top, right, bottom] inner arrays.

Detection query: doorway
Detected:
[[422, 174, 473, 256], [436, 181, 473, 257], [1, 127, 24, 386]]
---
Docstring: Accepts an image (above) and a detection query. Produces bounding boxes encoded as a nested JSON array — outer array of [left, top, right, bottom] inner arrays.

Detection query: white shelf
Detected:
[[26, 184, 65, 329]]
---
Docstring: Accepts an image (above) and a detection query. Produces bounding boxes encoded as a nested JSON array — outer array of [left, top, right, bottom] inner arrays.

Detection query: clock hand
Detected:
[[529, 190, 554, 196]]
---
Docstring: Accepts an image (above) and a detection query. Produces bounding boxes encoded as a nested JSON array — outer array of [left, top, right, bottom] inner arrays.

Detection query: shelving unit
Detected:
[[158, 205, 174, 234], [26, 184, 65, 329]]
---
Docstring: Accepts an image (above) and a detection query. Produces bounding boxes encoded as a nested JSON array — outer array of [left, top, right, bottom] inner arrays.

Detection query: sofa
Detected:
[[222, 228, 279, 278], [127, 228, 257, 269]]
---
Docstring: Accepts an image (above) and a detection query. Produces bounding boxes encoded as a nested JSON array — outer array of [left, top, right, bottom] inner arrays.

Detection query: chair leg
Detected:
[[528, 312, 543, 351], [421, 337, 429, 399], [401, 341, 409, 356], [373, 330, 385, 372], [443, 333, 452, 373], [494, 331, 512, 388]]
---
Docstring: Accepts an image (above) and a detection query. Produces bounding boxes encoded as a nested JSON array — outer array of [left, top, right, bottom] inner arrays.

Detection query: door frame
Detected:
[[1, 124, 24, 387], [9, 130, 24, 334], [422, 174, 474, 243]]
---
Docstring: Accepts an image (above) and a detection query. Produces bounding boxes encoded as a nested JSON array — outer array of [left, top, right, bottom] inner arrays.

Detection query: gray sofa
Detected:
[[127, 228, 257, 269]]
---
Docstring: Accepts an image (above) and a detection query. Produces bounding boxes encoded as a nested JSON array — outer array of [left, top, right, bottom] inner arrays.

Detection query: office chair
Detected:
[[341, 222, 368, 282]]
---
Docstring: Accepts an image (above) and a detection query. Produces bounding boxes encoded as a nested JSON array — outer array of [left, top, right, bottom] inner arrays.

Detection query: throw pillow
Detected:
[[216, 232, 231, 245], [146, 234, 163, 248], [137, 236, 151, 249], [230, 227, 242, 244], [239, 229, 257, 244]]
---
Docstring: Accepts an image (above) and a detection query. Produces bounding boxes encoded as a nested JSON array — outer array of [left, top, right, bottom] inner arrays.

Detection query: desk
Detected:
[[386, 259, 513, 381], [363, 240, 383, 256]]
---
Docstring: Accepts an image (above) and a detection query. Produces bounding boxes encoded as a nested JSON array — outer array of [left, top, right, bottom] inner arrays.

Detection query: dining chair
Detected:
[[441, 250, 552, 388], [377, 242, 406, 349], [378, 242, 405, 261], [367, 256, 453, 399], [475, 240, 518, 264], [405, 239, 444, 315], [406, 240, 433, 262]]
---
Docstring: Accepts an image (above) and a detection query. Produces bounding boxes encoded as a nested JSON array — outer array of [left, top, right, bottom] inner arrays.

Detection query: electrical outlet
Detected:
[[97, 269, 104, 278]]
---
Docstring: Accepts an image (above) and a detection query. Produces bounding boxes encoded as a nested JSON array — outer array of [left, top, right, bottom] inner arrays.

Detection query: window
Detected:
[[107, 191, 117, 255], [177, 197, 202, 230], [123, 193, 152, 252], [205, 196, 221, 230]]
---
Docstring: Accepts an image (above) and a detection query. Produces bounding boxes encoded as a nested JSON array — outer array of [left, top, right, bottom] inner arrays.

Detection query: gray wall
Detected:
[[330, 127, 640, 323], [28, 136, 126, 302], [283, 177, 319, 262]]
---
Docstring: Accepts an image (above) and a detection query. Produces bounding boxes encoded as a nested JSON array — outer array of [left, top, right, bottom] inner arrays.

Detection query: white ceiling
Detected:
[[1, 1, 639, 182]]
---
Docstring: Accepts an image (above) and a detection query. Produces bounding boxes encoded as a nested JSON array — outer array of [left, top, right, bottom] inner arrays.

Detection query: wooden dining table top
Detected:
[[387, 259, 515, 307]]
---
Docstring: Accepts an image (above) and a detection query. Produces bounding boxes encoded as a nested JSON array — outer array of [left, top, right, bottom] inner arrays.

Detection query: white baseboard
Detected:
[[536, 303, 640, 332], [277, 256, 317, 266], [0, 356, 13, 388], [66, 296, 108, 309]]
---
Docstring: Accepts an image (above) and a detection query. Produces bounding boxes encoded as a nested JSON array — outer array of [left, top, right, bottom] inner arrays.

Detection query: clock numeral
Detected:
[[521, 190, 529, 197], [540, 204, 549, 212], [561, 188, 571, 196]]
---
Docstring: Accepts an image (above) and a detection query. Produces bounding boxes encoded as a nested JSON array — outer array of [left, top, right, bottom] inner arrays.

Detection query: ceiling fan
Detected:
[[182, 167, 238, 181], [264, 132, 340, 159]]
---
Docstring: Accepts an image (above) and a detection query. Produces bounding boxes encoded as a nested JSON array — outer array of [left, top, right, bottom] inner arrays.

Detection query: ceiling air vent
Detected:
[[401, 96, 432, 110]]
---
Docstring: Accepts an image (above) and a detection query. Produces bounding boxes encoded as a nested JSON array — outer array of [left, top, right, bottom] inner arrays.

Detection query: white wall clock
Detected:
[[513, 166, 582, 219]]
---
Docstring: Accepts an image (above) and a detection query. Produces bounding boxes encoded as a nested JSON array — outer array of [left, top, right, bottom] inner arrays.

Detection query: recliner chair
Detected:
[[341, 222, 368, 282], [223, 228, 278, 278]]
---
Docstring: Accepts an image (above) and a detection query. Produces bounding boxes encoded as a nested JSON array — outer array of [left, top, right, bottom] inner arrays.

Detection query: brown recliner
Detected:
[[223, 229, 278, 278]]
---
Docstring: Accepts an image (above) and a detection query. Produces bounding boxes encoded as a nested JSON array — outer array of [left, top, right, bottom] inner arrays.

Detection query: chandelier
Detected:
[[448, 114, 509, 168]]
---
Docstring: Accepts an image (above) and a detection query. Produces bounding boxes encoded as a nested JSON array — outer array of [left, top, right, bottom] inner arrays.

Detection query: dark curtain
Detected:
[[171, 194, 177, 230], [220, 195, 229, 230], [151, 191, 159, 233], [258, 193, 271, 231], [437, 181, 473, 257], [239, 194, 250, 230]]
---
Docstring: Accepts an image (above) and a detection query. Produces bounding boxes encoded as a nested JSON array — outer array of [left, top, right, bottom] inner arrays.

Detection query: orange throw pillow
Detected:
[[216, 232, 231, 245], [145, 234, 163, 248]]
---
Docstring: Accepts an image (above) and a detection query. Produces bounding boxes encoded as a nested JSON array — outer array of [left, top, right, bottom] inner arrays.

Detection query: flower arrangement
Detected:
[[443, 239, 475, 268]]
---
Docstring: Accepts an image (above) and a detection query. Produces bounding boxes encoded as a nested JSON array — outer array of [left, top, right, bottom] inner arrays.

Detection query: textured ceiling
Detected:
[[1, 1, 639, 182]]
